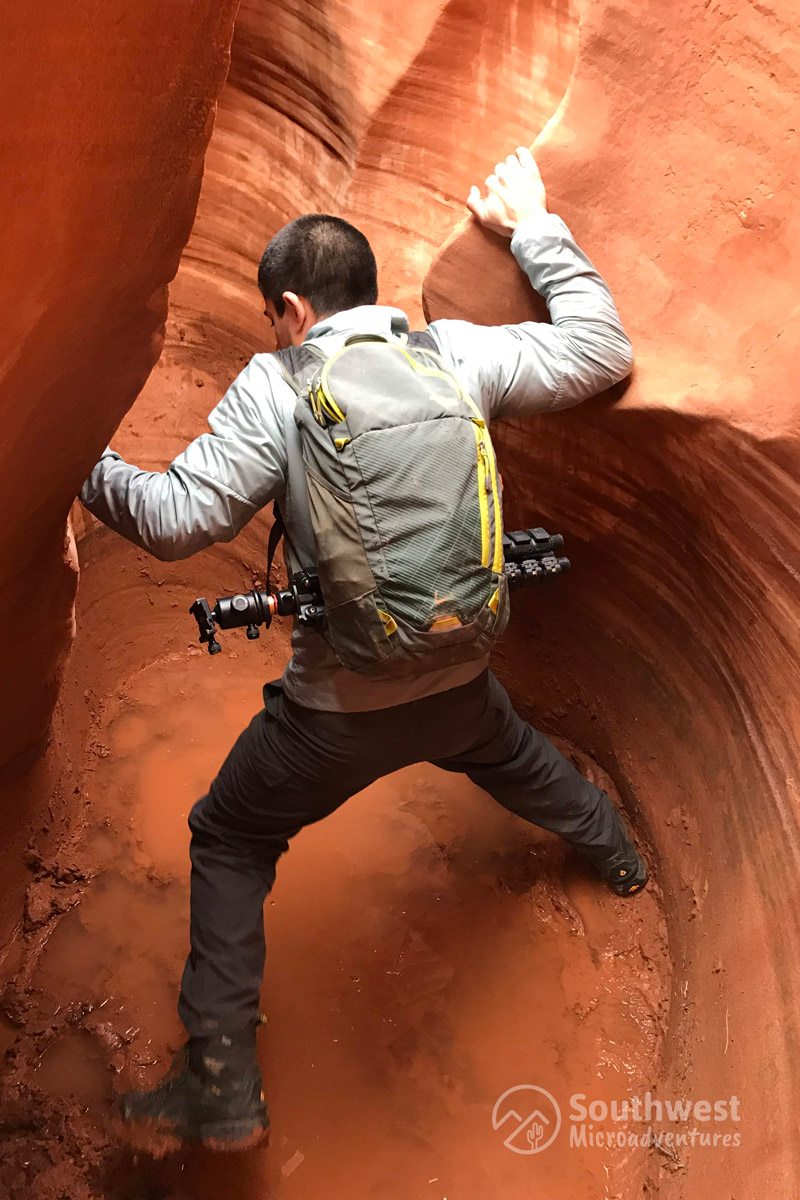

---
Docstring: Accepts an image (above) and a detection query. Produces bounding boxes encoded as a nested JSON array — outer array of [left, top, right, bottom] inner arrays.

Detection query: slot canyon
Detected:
[[1, 0, 798, 1197]]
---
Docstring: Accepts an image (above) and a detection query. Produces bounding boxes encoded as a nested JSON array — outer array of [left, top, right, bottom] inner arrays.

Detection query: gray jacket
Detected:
[[81, 211, 633, 711]]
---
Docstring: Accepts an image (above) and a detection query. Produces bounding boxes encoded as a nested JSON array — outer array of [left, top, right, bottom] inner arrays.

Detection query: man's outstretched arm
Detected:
[[427, 146, 634, 419], [80, 357, 287, 561]]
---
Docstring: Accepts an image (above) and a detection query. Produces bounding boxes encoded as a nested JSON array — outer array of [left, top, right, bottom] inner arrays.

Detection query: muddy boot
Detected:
[[119, 1023, 269, 1152], [581, 819, 649, 896]]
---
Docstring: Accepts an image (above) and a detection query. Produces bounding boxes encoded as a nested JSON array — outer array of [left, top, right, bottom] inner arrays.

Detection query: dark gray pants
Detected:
[[178, 670, 625, 1035]]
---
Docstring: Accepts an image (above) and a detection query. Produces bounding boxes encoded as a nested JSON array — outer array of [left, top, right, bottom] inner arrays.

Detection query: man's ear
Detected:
[[282, 291, 317, 337]]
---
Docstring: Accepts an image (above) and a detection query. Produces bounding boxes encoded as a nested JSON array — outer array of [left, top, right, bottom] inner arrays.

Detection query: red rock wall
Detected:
[[0, 0, 240, 953], [0, 1, 239, 779], [424, 1, 800, 1193]]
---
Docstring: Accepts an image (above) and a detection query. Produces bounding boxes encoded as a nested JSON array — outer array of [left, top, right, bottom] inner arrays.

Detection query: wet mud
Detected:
[[1, 644, 670, 1199]]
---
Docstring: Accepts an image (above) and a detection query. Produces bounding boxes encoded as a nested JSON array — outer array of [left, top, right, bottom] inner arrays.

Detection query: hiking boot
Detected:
[[581, 820, 649, 896], [591, 843, 649, 895], [119, 1023, 269, 1152]]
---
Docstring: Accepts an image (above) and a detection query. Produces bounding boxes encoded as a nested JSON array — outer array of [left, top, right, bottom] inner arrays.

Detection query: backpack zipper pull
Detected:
[[478, 440, 491, 490]]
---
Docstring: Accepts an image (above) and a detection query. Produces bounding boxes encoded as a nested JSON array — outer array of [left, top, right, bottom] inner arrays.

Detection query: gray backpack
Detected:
[[274, 331, 509, 676]]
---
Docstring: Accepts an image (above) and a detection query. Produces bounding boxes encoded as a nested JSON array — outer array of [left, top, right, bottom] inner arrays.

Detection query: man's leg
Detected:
[[122, 684, 382, 1148], [177, 710, 333, 1039], [433, 673, 647, 892]]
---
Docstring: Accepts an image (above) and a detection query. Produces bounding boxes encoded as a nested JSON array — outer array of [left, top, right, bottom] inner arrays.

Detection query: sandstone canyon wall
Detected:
[[0, 0, 240, 924], [424, 1, 800, 1193], [0, 0, 799, 1197]]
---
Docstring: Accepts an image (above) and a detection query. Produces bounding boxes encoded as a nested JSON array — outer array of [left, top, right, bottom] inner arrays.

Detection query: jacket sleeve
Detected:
[[427, 211, 634, 419], [79, 356, 287, 561]]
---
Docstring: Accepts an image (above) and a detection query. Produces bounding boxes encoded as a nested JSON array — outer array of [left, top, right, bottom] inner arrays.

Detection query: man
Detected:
[[81, 147, 645, 1150]]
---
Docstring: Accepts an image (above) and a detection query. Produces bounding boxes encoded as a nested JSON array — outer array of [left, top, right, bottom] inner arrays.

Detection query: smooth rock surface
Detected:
[[424, 2, 800, 1194], [0, 1, 239, 779]]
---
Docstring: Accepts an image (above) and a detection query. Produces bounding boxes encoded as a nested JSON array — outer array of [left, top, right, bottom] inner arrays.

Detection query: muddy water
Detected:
[[5, 646, 671, 1198]]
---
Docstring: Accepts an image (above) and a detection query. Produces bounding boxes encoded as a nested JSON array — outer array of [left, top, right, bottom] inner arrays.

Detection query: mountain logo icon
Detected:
[[491, 1084, 562, 1154]]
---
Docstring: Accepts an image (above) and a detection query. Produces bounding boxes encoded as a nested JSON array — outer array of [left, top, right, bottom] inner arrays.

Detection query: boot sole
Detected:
[[114, 1113, 184, 1159], [609, 859, 649, 896], [200, 1118, 270, 1152], [118, 1109, 269, 1154]]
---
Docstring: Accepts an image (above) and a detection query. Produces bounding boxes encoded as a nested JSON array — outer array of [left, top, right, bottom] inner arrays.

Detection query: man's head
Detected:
[[258, 214, 378, 349]]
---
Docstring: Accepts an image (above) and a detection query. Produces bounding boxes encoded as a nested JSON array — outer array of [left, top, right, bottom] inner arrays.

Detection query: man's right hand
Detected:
[[467, 146, 548, 239]]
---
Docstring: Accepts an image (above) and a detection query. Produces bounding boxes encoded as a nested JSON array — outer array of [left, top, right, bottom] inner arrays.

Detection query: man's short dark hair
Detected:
[[258, 214, 378, 318]]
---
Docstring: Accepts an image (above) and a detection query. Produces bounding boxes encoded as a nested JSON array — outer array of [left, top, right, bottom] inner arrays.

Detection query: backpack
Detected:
[[273, 330, 509, 677]]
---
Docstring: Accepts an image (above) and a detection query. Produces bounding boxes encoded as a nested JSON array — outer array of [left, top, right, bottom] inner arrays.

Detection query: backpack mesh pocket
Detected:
[[351, 418, 490, 628]]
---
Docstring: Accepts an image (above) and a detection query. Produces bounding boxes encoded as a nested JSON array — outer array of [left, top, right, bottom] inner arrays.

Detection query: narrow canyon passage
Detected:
[[1, 0, 800, 1197], [2, 594, 669, 1198]]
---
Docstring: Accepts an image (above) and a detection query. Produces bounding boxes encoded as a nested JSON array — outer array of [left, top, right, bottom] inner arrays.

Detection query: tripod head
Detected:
[[190, 528, 570, 654], [190, 570, 323, 655]]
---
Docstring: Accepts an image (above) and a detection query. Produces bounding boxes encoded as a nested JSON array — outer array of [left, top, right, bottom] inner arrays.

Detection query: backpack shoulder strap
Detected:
[[266, 500, 285, 592], [271, 343, 326, 394], [266, 344, 326, 587], [406, 330, 437, 352]]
